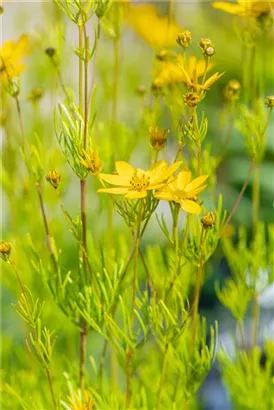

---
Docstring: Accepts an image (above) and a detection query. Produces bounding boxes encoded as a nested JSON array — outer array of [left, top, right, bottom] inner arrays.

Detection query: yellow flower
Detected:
[[211, 1, 274, 17], [98, 160, 181, 199], [154, 55, 214, 87], [0, 35, 31, 81], [126, 4, 182, 48], [154, 168, 208, 214], [178, 58, 224, 92], [80, 148, 102, 175]]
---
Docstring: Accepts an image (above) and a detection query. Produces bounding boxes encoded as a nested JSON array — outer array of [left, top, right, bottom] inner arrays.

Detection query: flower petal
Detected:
[[125, 190, 147, 199], [184, 175, 208, 193], [99, 173, 129, 186], [175, 169, 192, 190], [115, 161, 135, 179], [97, 187, 129, 195], [185, 184, 207, 198], [180, 199, 202, 214], [154, 191, 174, 201], [211, 2, 244, 16]]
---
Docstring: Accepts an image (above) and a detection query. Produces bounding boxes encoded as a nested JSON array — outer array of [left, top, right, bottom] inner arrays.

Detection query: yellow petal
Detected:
[[175, 169, 192, 190], [180, 199, 202, 214], [125, 190, 147, 199], [97, 187, 129, 195], [99, 173, 129, 186], [154, 191, 174, 201], [115, 161, 135, 179], [211, 2, 244, 15], [184, 175, 208, 193], [185, 185, 207, 198]]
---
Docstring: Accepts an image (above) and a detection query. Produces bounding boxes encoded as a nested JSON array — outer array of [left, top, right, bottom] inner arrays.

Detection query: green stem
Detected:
[[79, 325, 87, 390], [112, 37, 119, 123], [201, 55, 209, 85], [251, 294, 259, 348], [238, 320, 246, 349], [46, 367, 57, 409], [156, 343, 169, 410], [191, 229, 206, 348], [252, 164, 260, 234], [191, 108, 201, 175], [36, 182, 58, 275], [125, 347, 133, 407], [78, 24, 83, 113]]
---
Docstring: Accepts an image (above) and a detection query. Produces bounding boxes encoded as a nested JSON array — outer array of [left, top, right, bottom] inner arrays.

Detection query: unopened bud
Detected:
[[265, 95, 274, 108], [201, 212, 215, 229], [0, 241, 11, 261], [28, 88, 44, 103], [176, 30, 192, 48], [136, 85, 146, 97], [205, 46, 215, 57], [149, 126, 170, 151], [46, 170, 61, 189], [223, 79, 241, 101]]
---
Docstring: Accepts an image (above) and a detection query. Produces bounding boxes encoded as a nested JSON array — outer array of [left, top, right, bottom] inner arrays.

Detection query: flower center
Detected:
[[129, 172, 150, 191]]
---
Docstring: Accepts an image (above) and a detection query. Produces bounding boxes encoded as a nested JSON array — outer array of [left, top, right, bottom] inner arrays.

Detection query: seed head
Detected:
[[149, 126, 170, 151], [183, 92, 202, 107], [0, 241, 11, 261], [46, 170, 61, 189], [176, 30, 192, 48], [80, 148, 102, 176], [201, 212, 216, 229], [265, 95, 274, 108]]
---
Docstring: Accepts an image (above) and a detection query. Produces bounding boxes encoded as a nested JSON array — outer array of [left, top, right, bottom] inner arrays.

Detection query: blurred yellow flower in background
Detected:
[[211, 0, 274, 17], [67, 390, 94, 410], [0, 35, 31, 81], [126, 4, 182, 48], [155, 169, 208, 214], [98, 160, 181, 199], [155, 55, 214, 87]]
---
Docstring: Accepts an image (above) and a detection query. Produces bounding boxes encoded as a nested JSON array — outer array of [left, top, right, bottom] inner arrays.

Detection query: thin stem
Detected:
[[191, 229, 207, 347], [251, 294, 259, 348], [15, 97, 25, 142], [8, 261, 26, 298], [173, 145, 182, 162], [46, 367, 57, 409], [191, 108, 201, 175], [79, 24, 83, 114], [112, 37, 119, 123], [80, 179, 88, 274], [79, 326, 87, 390], [221, 158, 255, 233], [125, 348, 133, 407], [201, 55, 209, 85], [36, 182, 58, 273], [156, 343, 169, 410], [252, 165, 260, 234], [238, 320, 246, 349], [131, 235, 140, 324]]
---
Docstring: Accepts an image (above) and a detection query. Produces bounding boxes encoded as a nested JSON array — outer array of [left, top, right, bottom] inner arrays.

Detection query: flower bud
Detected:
[[223, 79, 241, 101], [183, 92, 202, 107], [0, 241, 11, 261], [201, 212, 216, 229], [136, 85, 146, 97], [199, 38, 213, 51], [265, 95, 274, 108], [28, 88, 44, 103], [205, 46, 215, 57], [46, 170, 61, 189], [80, 148, 102, 175], [149, 126, 170, 151], [45, 47, 56, 58], [151, 78, 164, 96], [176, 30, 192, 48]]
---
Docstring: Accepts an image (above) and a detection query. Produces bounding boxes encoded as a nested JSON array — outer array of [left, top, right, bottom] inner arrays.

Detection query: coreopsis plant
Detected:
[[1, 1, 273, 410]]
